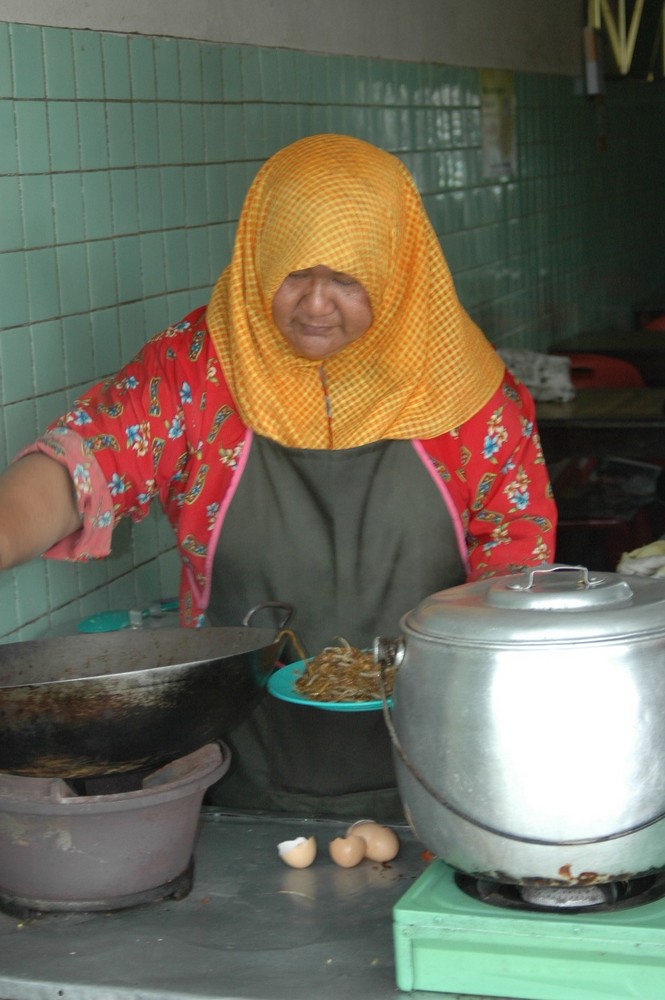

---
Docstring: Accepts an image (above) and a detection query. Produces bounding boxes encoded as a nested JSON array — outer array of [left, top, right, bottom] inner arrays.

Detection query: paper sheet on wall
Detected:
[[479, 69, 517, 179]]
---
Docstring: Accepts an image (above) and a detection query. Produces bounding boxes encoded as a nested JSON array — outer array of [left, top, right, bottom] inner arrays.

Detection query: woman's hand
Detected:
[[0, 454, 81, 570]]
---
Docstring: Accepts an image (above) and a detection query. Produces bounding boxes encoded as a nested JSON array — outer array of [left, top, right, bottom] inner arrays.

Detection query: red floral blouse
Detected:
[[23, 307, 557, 626]]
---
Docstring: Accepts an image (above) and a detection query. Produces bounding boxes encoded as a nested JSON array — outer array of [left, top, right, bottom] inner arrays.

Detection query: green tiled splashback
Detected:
[[0, 21, 663, 639]]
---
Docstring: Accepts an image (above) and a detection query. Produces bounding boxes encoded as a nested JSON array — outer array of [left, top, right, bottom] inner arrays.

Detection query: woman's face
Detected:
[[271, 265, 373, 360]]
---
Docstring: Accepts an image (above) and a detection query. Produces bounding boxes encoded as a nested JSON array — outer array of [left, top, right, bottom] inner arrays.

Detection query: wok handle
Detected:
[[242, 601, 295, 630]]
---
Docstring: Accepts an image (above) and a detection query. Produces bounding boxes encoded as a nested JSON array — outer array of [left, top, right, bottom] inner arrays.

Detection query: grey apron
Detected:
[[205, 435, 465, 819]]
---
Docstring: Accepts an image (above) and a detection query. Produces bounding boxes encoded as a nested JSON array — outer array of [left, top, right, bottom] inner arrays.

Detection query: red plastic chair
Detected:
[[564, 353, 645, 389]]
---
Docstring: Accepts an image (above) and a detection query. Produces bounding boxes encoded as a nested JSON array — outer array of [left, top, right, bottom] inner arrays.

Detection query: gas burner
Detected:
[[455, 870, 665, 914]]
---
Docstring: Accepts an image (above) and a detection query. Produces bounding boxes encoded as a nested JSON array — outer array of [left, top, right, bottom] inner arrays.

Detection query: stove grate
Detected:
[[456, 869, 665, 914]]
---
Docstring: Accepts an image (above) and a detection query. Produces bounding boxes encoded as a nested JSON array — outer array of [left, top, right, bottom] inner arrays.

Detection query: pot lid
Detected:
[[402, 564, 665, 644]]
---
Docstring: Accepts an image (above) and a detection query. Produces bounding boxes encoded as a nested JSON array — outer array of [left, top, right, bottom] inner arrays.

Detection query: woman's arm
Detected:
[[0, 453, 81, 570], [1, 307, 214, 574]]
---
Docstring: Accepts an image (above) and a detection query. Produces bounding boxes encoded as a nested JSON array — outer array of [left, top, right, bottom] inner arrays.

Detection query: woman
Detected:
[[0, 135, 556, 818]]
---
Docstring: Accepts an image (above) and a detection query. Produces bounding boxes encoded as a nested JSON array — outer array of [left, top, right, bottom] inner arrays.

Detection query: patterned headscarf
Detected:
[[206, 134, 504, 449]]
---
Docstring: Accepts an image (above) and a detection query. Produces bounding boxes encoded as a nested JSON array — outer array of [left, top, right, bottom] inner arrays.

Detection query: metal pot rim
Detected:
[[401, 564, 665, 644]]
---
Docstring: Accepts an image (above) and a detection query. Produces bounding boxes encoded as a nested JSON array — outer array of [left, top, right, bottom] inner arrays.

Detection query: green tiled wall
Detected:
[[1, 21, 663, 640]]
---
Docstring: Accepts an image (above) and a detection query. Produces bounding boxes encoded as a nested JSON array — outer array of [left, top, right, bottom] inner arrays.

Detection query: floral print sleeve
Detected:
[[17, 307, 247, 627], [422, 369, 557, 579], [17, 427, 115, 559], [45, 332, 193, 533]]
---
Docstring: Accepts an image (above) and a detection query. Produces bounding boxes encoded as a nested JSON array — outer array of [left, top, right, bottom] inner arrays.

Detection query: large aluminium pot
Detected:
[[375, 564, 665, 886], [0, 607, 291, 778]]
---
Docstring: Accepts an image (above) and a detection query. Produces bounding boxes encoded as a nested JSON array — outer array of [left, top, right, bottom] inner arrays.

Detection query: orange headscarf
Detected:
[[206, 134, 504, 449]]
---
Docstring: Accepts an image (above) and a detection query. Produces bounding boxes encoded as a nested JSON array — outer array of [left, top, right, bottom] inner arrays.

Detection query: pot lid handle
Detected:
[[487, 564, 634, 610]]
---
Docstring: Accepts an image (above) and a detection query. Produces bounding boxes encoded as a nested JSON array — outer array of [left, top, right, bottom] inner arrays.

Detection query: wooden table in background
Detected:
[[536, 387, 665, 461], [538, 387, 665, 570]]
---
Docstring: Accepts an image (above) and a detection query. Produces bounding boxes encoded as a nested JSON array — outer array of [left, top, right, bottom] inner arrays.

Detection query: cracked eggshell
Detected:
[[346, 821, 399, 862], [329, 834, 366, 868], [277, 836, 317, 868]]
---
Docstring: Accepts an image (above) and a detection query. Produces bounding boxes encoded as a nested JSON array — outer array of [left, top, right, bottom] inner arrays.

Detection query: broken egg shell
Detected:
[[346, 821, 399, 862], [277, 835, 317, 868], [329, 834, 366, 868]]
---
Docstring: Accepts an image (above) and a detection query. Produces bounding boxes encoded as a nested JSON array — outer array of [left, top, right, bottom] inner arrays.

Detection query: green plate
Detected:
[[267, 659, 393, 713]]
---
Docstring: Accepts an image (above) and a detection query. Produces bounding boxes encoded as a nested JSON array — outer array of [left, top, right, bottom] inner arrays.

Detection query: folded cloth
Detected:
[[498, 348, 576, 403], [617, 540, 665, 577]]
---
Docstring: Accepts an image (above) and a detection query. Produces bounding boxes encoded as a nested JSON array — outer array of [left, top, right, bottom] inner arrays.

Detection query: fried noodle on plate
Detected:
[[294, 638, 395, 703]]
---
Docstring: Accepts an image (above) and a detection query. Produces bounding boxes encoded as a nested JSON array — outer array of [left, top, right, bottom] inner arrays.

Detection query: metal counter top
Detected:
[[0, 809, 480, 1000]]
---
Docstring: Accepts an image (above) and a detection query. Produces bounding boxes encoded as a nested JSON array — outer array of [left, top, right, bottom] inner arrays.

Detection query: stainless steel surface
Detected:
[[379, 565, 665, 884], [0, 810, 467, 1000], [0, 626, 286, 777]]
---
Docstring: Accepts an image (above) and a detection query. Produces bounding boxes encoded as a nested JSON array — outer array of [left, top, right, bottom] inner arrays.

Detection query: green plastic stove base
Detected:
[[393, 860, 665, 999]]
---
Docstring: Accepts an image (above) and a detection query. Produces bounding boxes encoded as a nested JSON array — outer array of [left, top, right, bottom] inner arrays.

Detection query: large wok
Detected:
[[0, 611, 290, 778]]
